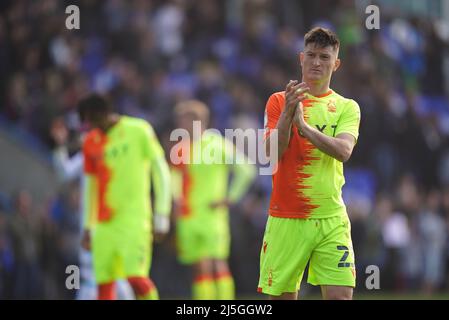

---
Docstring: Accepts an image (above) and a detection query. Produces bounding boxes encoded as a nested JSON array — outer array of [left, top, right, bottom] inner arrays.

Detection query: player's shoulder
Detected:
[[271, 91, 286, 98], [332, 91, 360, 111], [266, 91, 285, 109], [121, 116, 155, 133], [121, 115, 150, 127], [269, 91, 286, 102]]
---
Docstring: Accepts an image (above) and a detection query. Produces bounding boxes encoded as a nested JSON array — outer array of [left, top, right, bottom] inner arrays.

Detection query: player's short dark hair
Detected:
[[304, 27, 340, 50], [78, 94, 112, 121]]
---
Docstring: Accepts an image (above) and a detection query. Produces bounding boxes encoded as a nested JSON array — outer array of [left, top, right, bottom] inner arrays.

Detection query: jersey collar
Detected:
[[311, 89, 333, 99]]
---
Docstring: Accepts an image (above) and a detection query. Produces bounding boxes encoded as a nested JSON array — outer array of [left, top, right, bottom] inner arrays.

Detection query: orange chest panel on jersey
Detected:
[[264, 90, 356, 219]]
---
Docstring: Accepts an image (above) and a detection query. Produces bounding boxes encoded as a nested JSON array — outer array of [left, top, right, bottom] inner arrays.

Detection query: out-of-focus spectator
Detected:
[[0, 205, 14, 299], [48, 183, 81, 299], [442, 188, 449, 290], [8, 189, 42, 299], [377, 194, 410, 291], [396, 174, 422, 290], [418, 189, 446, 295]]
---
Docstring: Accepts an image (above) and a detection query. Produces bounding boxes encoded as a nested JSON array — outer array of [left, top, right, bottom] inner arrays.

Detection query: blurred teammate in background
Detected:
[[171, 100, 256, 300], [258, 27, 361, 300], [50, 118, 134, 300], [77, 94, 171, 300]]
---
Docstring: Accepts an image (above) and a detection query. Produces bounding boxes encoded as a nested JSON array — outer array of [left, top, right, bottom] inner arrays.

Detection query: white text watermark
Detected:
[[169, 121, 278, 176]]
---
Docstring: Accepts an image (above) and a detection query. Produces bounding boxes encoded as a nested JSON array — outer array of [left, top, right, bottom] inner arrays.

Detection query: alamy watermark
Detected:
[[365, 5, 380, 30], [65, 4, 380, 31], [365, 264, 381, 290], [65, 265, 80, 290], [65, 264, 380, 291], [65, 5, 80, 30], [169, 121, 278, 176]]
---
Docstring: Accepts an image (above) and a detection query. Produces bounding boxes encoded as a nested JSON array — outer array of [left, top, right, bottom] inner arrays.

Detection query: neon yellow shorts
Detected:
[[92, 221, 152, 284], [176, 213, 230, 265], [258, 214, 356, 296]]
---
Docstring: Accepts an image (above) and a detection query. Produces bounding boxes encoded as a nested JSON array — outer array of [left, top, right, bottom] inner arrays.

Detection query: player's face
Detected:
[[176, 113, 208, 137], [176, 113, 197, 137], [300, 44, 340, 82]]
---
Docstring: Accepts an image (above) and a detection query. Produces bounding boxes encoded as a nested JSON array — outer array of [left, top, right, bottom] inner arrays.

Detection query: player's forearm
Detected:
[[228, 162, 256, 204], [266, 110, 295, 160], [300, 124, 353, 162], [151, 156, 172, 216]]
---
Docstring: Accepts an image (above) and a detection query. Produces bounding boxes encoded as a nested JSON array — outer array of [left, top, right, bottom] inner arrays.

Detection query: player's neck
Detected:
[[304, 79, 331, 97], [102, 114, 121, 132]]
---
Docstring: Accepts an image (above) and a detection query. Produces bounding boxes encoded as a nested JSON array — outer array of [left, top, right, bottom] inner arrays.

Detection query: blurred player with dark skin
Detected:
[[258, 27, 361, 300], [50, 118, 134, 300], [78, 94, 171, 300], [171, 100, 256, 299]]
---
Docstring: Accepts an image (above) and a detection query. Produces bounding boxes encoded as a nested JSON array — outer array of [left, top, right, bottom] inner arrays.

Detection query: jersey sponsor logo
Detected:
[[105, 143, 129, 160], [314, 124, 338, 137], [316, 124, 327, 132]]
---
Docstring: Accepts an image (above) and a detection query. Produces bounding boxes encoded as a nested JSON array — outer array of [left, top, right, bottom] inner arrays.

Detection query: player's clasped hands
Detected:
[[285, 80, 310, 117]]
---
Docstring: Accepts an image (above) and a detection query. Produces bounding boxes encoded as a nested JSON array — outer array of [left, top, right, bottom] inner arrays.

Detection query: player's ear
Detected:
[[333, 58, 341, 72], [299, 52, 304, 67]]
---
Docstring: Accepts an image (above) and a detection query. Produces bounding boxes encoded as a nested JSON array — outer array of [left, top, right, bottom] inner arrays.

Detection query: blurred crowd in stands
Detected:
[[1, 0, 449, 298]]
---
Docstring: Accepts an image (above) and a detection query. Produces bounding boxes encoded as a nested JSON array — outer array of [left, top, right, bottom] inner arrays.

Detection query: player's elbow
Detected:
[[339, 154, 350, 163], [338, 146, 353, 163]]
